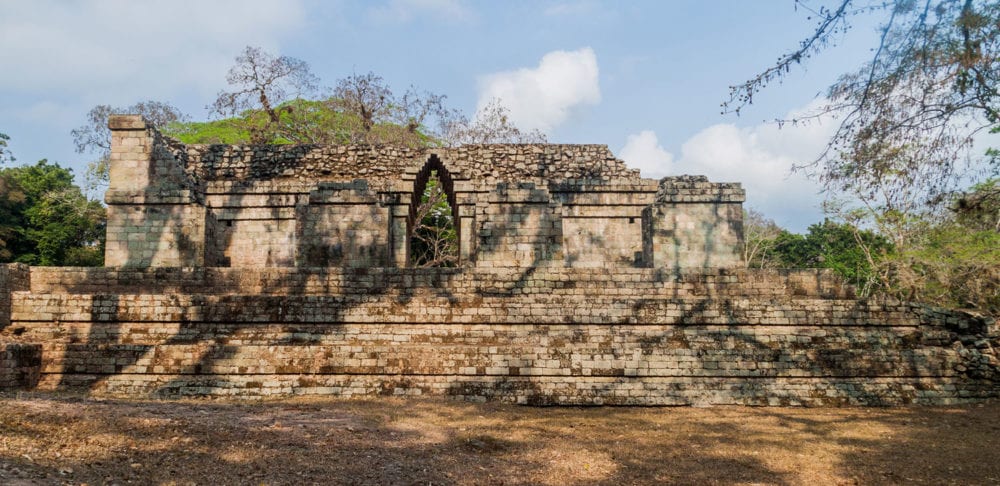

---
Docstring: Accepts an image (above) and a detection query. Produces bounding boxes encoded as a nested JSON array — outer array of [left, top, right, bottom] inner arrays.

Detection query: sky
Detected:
[[0, 0, 888, 232]]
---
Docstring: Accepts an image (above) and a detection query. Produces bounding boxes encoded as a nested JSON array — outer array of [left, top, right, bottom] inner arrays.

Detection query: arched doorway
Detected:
[[408, 155, 460, 267]]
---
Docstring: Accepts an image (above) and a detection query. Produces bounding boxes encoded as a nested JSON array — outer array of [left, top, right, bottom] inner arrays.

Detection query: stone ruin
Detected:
[[0, 115, 997, 405]]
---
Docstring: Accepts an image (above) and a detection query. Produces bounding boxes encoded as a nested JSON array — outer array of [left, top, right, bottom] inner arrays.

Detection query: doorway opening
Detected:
[[408, 155, 459, 267]]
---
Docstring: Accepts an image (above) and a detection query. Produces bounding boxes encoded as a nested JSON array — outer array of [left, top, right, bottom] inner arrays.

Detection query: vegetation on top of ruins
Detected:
[[2, 12, 995, 307], [65, 46, 547, 268], [191, 46, 543, 149]]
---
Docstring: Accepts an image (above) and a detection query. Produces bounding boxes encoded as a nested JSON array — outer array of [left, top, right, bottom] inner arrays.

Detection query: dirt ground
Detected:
[[0, 392, 998, 485]]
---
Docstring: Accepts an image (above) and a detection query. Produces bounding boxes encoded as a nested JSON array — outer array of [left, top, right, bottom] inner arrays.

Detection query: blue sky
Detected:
[[0, 0, 885, 232]]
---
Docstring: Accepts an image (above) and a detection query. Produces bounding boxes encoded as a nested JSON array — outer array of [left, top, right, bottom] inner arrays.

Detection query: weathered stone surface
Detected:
[[0, 263, 29, 329], [1, 117, 996, 404], [0, 343, 41, 390], [3, 263, 997, 404], [101, 121, 745, 270]]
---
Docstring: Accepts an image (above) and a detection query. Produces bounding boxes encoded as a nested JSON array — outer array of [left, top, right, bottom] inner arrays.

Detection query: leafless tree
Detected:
[[210, 46, 319, 143], [742, 208, 784, 267], [409, 175, 459, 267], [71, 101, 187, 195], [444, 98, 548, 145], [330, 73, 459, 147], [331, 72, 393, 137]]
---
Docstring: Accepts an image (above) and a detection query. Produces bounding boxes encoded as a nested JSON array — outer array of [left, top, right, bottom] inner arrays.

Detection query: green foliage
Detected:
[[164, 118, 255, 145], [891, 223, 1000, 312], [168, 99, 353, 145], [409, 172, 458, 267], [769, 220, 895, 292], [0, 160, 105, 266], [171, 97, 439, 147], [0, 132, 14, 165], [884, 179, 1000, 312]]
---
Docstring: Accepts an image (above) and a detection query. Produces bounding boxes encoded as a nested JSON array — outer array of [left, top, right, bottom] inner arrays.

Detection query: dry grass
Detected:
[[1, 392, 998, 485]]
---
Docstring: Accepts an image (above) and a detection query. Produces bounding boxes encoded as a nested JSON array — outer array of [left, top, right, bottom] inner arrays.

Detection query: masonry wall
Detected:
[[553, 182, 654, 268], [4, 266, 996, 404], [105, 202, 207, 267], [645, 176, 745, 270], [0, 263, 30, 329], [69, 116, 1000, 405], [297, 181, 391, 267], [103, 116, 746, 270], [1, 265, 40, 391], [0, 344, 41, 391], [104, 116, 206, 267]]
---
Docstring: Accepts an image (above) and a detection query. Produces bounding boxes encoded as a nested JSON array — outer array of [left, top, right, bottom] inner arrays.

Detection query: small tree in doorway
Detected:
[[410, 171, 458, 267]]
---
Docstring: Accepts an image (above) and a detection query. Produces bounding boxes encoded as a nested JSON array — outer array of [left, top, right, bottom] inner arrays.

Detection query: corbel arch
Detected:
[[407, 154, 461, 267]]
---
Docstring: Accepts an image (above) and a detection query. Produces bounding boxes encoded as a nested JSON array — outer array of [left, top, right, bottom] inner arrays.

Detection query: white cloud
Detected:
[[0, 0, 305, 102], [620, 101, 838, 231], [477, 48, 601, 133], [369, 0, 475, 23], [619, 130, 674, 178]]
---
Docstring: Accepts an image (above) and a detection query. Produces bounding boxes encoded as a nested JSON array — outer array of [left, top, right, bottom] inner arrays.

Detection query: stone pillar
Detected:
[[107, 115, 152, 194], [382, 188, 412, 267], [456, 203, 476, 265], [104, 115, 205, 268], [452, 179, 477, 266]]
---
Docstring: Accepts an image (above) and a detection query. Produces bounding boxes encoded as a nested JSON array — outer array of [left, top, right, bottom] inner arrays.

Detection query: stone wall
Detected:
[[645, 176, 745, 269], [4, 266, 996, 405], [104, 116, 206, 267], [103, 116, 745, 270], [0, 344, 41, 391], [0, 264, 40, 392], [23, 266, 856, 299], [179, 143, 640, 189], [18, 116, 993, 405], [0, 263, 29, 329]]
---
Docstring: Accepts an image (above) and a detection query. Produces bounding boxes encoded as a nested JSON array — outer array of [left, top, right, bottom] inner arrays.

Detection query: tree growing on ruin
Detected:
[[331, 72, 393, 138], [329, 72, 460, 147], [210, 46, 320, 143], [409, 173, 459, 267], [444, 98, 548, 145]]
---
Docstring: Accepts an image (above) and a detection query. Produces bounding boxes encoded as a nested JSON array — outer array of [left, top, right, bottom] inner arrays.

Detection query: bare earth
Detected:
[[0, 392, 998, 485]]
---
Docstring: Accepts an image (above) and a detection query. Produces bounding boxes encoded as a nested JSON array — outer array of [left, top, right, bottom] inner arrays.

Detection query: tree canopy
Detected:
[[0, 132, 14, 165], [0, 160, 105, 266], [729, 0, 999, 207], [730, 1, 999, 314]]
